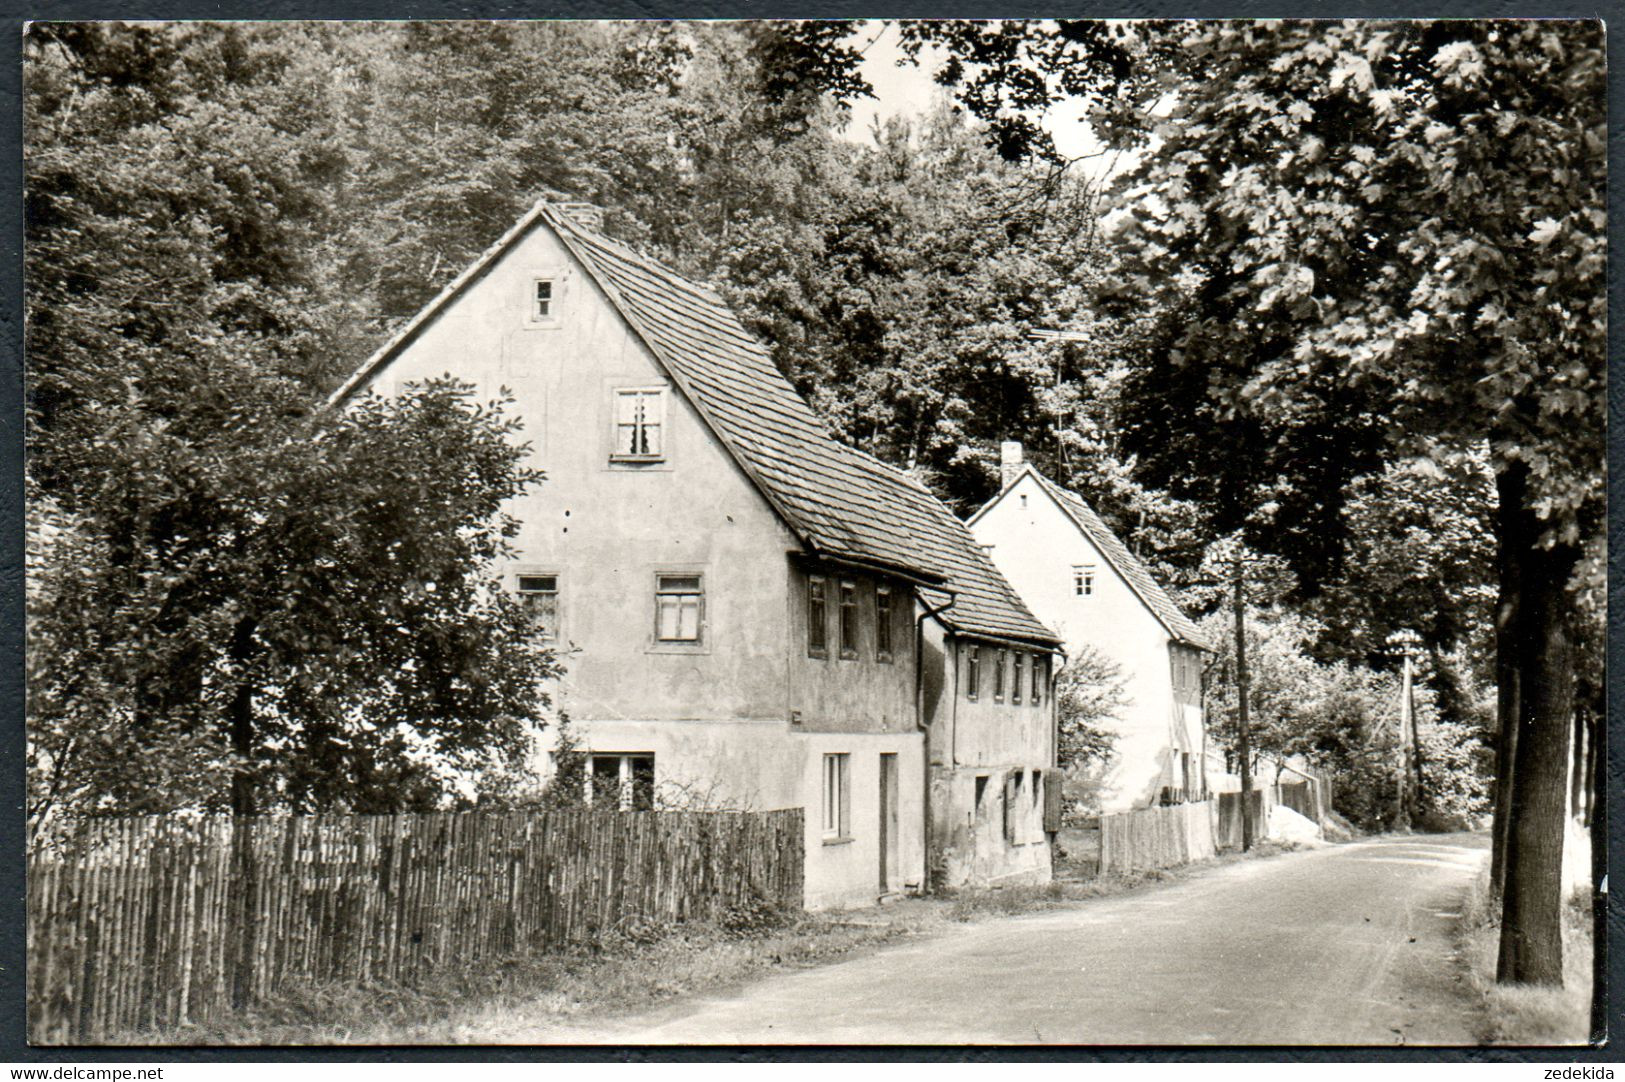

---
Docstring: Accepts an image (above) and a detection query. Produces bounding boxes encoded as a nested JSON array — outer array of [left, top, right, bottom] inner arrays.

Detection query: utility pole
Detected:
[[1233, 550, 1253, 851], [1387, 629, 1423, 831]]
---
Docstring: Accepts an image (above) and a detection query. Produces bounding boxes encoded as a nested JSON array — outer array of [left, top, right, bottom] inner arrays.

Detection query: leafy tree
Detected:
[[888, 16, 1602, 987], [26, 377, 557, 823], [1054, 644, 1130, 795]]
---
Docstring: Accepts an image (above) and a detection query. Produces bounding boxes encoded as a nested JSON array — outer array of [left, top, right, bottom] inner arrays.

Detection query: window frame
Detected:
[[807, 574, 829, 658], [875, 583, 894, 662], [525, 273, 563, 328], [822, 752, 852, 842], [513, 569, 561, 643], [1012, 652, 1025, 705], [653, 571, 704, 645], [587, 752, 656, 810], [993, 648, 1007, 703], [838, 579, 859, 660], [965, 644, 981, 701], [1032, 653, 1045, 706], [610, 387, 668, 463], [1072, 564, 1096, 597]]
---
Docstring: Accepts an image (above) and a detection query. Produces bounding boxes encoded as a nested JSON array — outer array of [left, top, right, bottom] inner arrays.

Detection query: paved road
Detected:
[[560, 833, 1490, 1046]]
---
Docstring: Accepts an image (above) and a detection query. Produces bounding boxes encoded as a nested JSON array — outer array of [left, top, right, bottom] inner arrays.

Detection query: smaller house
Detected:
[[968, 443, 1213, 815]]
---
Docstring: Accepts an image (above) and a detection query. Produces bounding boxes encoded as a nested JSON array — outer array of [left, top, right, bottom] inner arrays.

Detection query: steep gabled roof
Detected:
[[332, 200, 1059, 649], [981, 466, 1212, 652]]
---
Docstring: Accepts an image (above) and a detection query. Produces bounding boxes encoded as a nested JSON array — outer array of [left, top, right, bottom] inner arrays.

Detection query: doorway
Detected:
[[879, 753, 900, 892]]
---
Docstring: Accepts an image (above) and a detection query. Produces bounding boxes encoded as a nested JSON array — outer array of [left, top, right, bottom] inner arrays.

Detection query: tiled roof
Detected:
[[550, 211, 1058, 649], [333, 200, 1058, 649], [1022, 469, 1212, 651]]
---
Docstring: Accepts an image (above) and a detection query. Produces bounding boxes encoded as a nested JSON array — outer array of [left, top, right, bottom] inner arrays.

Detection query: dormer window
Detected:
[[612, 388, 665, 462]]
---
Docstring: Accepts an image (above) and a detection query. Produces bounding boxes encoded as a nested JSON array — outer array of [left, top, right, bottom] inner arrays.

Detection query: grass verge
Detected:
[[1456, 865, 1593, 1045], [123, 841, 1309, 1045]]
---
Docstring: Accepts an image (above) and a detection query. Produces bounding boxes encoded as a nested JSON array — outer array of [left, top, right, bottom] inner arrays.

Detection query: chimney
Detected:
[[556, 202, 605, 233], [999, 440, 1024, 490]]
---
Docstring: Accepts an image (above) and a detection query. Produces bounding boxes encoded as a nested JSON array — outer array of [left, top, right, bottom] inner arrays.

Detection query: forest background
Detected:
[[22, 21, 1604, 957]]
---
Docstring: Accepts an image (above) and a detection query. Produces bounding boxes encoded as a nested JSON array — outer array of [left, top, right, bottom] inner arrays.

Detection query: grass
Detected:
[[1456, 865, 1595, 1046], [124, 841, 1312, 1045]]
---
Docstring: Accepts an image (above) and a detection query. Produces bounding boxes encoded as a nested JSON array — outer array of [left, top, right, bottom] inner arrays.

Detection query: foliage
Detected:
[[1198, 606, 1491, 831], [26, 375, 557, 820], [1055, 644, 1129, 773]]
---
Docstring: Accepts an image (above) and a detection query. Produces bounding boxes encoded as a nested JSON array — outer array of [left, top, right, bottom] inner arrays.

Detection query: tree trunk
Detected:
[[1588, 704, 1606, 1039], [1490, 465, 1525, 897], [1495, 488, 1578, 985], [1233, 554, 1252, 852]]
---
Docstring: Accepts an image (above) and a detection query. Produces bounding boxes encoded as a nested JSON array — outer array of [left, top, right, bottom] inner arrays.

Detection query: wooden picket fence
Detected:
[[1214, 789, 1272, 851], [1097, 800, 1217, 875], [27, 808, 804, 1044]]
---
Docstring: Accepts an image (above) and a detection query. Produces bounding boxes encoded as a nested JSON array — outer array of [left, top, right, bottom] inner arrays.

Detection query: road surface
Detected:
[[558, 833, 1490, 1045]]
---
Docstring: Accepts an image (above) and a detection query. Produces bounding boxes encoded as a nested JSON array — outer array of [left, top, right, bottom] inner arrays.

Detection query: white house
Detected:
[[330, 200, 1062, 908], [968, 443, 1213, 815]]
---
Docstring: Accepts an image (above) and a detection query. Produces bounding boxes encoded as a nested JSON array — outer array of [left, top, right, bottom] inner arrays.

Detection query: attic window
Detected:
[[612, 388, 665, 461], [532, 278, 554, 321], [1072, 565, 1095, 597]]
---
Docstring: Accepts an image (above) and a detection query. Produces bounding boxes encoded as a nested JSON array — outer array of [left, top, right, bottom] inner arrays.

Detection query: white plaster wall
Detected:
[[364, 222, 799, 724], [970, 473, 1179, 814], [553, 718, 926, 910]]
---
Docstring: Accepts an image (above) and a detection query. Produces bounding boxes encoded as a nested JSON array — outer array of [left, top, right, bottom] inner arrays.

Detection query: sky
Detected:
[[839, 22, 1110, 168]]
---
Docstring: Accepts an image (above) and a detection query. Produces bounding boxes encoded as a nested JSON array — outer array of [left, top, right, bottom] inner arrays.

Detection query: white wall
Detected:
[[557, 718, 926, 910], [970, 473, 1182, 814], [360, 219, 925, 910]]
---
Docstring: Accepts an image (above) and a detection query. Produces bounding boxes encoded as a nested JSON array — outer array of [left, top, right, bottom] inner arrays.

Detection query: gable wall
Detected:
[[970, 473, 1183, 812], [362, 223, 798, 723]]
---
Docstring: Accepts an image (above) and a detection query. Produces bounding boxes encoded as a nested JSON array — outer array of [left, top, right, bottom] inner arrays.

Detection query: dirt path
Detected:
[[539, 833, 1489, 1045]]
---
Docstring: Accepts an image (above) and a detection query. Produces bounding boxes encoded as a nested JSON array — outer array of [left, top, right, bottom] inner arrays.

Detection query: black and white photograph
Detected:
[[18, 18, 1607, 1051]]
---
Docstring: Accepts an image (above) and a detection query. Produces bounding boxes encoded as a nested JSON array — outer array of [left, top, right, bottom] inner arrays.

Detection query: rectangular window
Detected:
[[966, 644, 980, 700], [808, 575, 828, 657], [1012, 653, 1025, 705], [613, 389, 665, 460], [838, 580, 859, 659], [587, 753, 655, 810], [516, 573, 559, 641], [1003, 770, 1022, 844], [1072, 565, 1095, 597], [655, 574, 702, 642], [875, 584, 893, 662], [1032, 768, 1043, 809], [974, 774, 989, 809], [994, 648, 1007, 702], [533, 278, 554, 321], [1032, 654, 1045, 706], [822, 753, 850, 839]]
